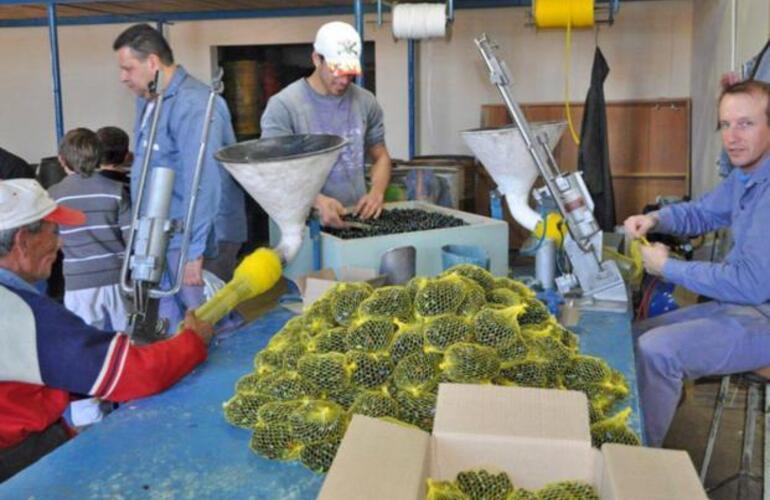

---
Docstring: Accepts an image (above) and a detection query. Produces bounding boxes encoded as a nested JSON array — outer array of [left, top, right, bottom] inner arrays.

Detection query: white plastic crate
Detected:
[[269, 201, 509, 281]]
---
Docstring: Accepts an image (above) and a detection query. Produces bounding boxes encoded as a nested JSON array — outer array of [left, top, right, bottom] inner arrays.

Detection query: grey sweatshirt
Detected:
[[48, 172, 131, 291]]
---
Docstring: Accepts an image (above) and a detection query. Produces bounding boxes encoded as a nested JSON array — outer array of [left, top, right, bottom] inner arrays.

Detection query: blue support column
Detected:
[[490, 189, 503, 220], [354, 0, 364, 87], [310, 218, 322, 271], [408, 39, 416, 160], [47, 3, 64, 143]]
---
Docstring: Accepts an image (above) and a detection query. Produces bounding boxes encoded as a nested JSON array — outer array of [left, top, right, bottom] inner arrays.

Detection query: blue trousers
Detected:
[[158, 249, 205, 333], [634, 301, 770, 446]]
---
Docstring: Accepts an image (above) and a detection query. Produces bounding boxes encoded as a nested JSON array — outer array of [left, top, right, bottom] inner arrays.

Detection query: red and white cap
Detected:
[[313, 21, 362, 77], [0, 178, 86, 231]]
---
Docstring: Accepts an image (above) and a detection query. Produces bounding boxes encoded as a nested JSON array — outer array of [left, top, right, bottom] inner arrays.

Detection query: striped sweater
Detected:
[[48, 172, 131, 291]]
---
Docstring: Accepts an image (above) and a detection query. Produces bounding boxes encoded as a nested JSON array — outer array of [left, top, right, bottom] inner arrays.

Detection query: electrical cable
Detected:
[[563, 16, 581, 145]]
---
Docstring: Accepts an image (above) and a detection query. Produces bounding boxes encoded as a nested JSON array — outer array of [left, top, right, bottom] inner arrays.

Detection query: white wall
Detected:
[[0, 2, 705, 171]]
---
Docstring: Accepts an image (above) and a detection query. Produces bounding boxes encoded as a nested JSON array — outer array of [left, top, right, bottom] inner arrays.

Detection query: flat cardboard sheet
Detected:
[[317, 416, 430, 500], [599, 444, 708, 500], [282, 267, 387, 313]]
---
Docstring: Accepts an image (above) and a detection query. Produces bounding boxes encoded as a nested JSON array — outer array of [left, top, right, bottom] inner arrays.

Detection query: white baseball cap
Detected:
[[0, 178, 86, 231], [313, 21, 362, 77]]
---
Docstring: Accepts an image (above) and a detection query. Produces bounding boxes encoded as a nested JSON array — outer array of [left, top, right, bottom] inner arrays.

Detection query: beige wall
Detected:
[[1, 3, 695, 167], [690, 0, 770, 198], [0, 15, 405, 165], [416, 1, 692, 155]]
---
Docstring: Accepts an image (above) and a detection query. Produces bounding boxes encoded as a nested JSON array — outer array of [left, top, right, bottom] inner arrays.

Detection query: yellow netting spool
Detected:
[[534, 0, 595, 29]]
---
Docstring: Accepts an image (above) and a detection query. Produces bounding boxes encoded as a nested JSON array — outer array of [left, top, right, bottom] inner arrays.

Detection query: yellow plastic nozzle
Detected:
[[532, 212, 566, 246], [233, 247, 283, 295], [195, 248, 283, 325]]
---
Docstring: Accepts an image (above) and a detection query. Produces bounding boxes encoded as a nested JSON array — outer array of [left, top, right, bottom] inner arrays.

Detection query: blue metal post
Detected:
[[407, 39, 416, 160], [490, 189, 503, 220], [354, 0, 364, 87], [47, 3, 64, 143], [156, 20, 164, 33], [310, 218, 322, 271]]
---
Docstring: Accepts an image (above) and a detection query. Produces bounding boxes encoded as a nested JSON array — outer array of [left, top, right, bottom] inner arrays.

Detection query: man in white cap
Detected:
[[261, 21, 392, 228], [0, 179, 214, 481]]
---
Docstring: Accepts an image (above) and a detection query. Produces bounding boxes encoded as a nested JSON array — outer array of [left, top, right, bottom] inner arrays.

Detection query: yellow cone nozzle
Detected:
[[195, 248, 283, 325]]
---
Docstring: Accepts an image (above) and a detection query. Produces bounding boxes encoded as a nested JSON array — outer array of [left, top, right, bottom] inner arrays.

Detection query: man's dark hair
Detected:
[[96, 126, 129, 166], [113, 24, 174, 66], [719, 79, 770, 125], [59, 128, 102, 178]]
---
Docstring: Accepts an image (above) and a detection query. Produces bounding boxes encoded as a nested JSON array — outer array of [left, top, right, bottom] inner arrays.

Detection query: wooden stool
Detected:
[[700, 368, 770, 499]]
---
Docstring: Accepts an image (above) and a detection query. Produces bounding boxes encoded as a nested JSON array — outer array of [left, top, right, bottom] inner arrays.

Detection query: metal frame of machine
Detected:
[[119, 69, 224, 342], [472, 33, 628, 309]]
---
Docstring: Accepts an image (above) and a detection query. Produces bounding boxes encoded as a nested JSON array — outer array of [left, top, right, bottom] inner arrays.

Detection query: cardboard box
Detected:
[[283, 267, 387, 314], [319, 384, 706, 500]]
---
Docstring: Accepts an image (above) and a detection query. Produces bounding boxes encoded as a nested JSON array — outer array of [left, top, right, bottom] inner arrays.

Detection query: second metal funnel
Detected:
[[216, 134, 347, 263]]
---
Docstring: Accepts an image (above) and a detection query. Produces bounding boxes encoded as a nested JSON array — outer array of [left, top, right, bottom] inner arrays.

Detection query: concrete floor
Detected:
[[666, 378, 765, 499]]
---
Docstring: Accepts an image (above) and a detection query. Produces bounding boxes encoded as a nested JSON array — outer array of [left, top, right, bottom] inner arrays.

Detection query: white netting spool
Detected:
[[392, 3, 447, 40]]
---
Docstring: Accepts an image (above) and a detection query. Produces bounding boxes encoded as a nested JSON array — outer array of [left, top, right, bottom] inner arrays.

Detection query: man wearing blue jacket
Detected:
[[719, 40, 770, 176], [625, 80, 770, 447], [113, 24, 246, 331]]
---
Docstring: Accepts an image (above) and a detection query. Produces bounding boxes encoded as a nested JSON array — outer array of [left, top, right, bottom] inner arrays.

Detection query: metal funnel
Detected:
[[461, 121, 566, 231], [216, 134, 346, 263]]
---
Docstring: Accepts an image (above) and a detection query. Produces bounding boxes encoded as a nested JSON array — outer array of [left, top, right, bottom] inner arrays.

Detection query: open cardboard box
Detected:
[[319, 384, 706, 500], [283, 267, 387, 314]]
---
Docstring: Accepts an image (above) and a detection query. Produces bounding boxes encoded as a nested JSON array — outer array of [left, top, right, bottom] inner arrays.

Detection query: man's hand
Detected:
[[624, 213, 658, 239], [354, 190, 384, 220], [314, 194, 346, 228], [183, 257, 204, 286], [181, 310, 214, 345], [720, 71, 741, 89], [640, 243, 669, 276]]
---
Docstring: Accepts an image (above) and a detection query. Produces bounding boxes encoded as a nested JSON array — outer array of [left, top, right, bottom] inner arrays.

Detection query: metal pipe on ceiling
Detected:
[[408, 38, 415, 160], [47, 2, 64, 143], [354, 0, 364, 87]]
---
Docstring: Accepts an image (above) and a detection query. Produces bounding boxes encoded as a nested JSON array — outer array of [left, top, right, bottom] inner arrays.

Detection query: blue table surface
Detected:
[[1, 307, 641, 499]]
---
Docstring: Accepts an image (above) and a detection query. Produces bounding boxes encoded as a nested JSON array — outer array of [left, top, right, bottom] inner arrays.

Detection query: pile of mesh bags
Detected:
[[224, 264, 639, 473]]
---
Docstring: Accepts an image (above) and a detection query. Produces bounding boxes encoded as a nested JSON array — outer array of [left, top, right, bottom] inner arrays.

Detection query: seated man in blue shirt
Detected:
[[625, 79, 770, 447]]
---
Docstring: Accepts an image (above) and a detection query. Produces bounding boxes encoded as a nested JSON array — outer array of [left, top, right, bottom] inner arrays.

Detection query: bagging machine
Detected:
[[462, 33, 628, 310]]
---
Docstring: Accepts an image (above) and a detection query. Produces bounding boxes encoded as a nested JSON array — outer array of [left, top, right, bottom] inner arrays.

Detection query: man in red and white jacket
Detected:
[[0, 179, 214, 482]]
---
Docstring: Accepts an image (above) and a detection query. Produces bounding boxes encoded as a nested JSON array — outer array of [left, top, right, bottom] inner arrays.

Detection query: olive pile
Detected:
[[325, 208, 466, 239], [223, 265, 639, 474]]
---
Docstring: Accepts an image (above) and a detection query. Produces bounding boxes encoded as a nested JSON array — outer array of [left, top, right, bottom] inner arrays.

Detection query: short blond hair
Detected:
[[719, 80, 770, 125]]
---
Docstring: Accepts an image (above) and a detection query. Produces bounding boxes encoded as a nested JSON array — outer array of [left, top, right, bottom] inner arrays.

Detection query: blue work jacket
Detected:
[[659, 154, 770, 307], [131, 66, 246, 261]]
